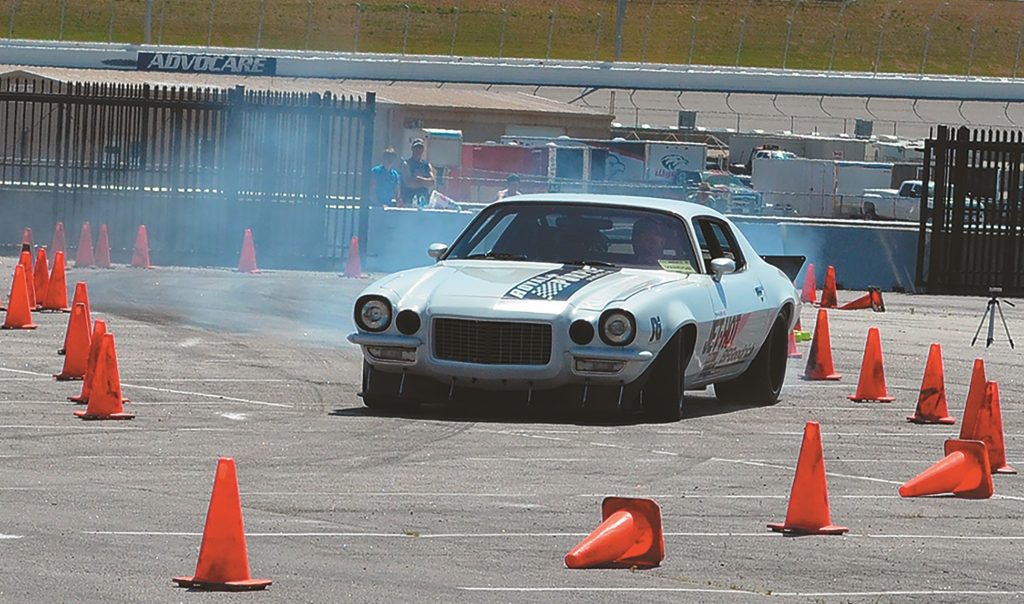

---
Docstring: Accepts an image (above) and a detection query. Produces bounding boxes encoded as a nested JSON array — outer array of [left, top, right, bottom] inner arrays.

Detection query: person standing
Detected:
[[401, 138, 436, 207], [497, 173, 522, 200], [368, 148, 401, 207]]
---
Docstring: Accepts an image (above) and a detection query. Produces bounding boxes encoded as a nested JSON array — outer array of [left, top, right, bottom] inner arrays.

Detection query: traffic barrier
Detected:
[[95, 224, 112, 269], [899, 439, 993, 499], [41, 251, 70, 312], [2, 265, 37, 330], [237, 229, 260, 274], [173, 458, 272, 591], [33, 247, 49, 308], [54, 303, 90, 381], [820, 265, 838, 309], [74, 333, 134, 420], [907, 343, 955, 424], [342, 236, 366, 278], [800, 263, 817, 304], [69, 319, 107, 404], [803, 309, 841, 381], [131, 225, 152, 269], [50, 222, 66, 257], [565, 497, 664, 569], [75, 222, 95, 268], [848, 327, 894, 402], [768, 421, 848, 535], [960, 381, 1016, 475]]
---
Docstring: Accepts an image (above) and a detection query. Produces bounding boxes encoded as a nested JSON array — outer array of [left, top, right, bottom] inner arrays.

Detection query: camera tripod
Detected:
[[971, 292, 1015, 349]]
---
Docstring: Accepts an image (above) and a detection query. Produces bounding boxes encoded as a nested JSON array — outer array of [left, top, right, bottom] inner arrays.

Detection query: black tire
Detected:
[[714, 313, 788, 406], [642, 329, 694, 422], [360, 361, 420, 412]]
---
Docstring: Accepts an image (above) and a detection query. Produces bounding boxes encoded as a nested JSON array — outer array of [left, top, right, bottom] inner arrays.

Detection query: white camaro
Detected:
[[349, 194, 800, 421]]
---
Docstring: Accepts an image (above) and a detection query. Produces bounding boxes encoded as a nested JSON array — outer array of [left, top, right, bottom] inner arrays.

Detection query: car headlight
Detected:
[[599, 309, 636, 346], [355, 295, 392, 332]]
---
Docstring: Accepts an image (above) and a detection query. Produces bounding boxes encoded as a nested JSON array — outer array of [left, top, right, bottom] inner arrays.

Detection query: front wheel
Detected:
[[714, 313, 788, 406], [361, 361, 420, 412], [642, 329, 694, 422]]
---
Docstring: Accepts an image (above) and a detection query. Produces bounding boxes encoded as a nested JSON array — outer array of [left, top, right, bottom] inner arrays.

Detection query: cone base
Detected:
[[73, 411, 135, 420], [173, 576, 272, 591], [906, 415, 956, 425], [848, 395, 895, 402], [1, 324, 37, 330], [788, 353, 803, 359], [53, 374, 84, 382], [767, 522, 849, 535], [995, 465, 1018, 475], [238, 269, 261, 274], [802, 374, 842, 381], [68, 395, 87, 403]]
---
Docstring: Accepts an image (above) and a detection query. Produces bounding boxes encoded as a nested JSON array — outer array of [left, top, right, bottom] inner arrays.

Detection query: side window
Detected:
[[693, 218, 745, 271]]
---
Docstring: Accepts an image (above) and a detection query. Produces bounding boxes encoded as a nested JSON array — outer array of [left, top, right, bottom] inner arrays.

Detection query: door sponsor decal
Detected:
[[504, 265, 620, 301], [701, 313, 756, 369]]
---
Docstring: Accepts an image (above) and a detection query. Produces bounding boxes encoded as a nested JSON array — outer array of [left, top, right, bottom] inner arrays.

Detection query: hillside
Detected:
[[4, 0, 1021, 77]]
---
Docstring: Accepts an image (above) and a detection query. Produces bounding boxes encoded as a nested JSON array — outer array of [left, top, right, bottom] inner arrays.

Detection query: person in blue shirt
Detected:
[[369, 148, 401, 207]]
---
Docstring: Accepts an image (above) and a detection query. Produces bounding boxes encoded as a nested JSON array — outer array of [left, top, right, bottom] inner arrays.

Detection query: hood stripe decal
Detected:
[[504, 265, 620, 301]]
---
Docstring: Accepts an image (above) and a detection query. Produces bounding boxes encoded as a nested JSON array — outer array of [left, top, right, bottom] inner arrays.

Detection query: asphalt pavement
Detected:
[[1, 261, 1023, 603]]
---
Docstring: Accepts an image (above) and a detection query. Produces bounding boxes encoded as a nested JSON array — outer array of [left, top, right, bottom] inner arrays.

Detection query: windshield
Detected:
[[446, 202, 701, 271], [707, 174, 742, 188]]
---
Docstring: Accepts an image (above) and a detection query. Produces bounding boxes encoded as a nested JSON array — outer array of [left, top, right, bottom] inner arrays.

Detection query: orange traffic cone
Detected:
[[131, 225, 151, 268], [74, 333, 134, 420], [70, 319, 107, 404], [958, 359, 987, 440], [60, 281, 91, 355], [51, 222, 66, 257], [21, 227, 32, 247], [33, 247, 49, 309], [907, 343, 954, 424], [173, 458, 272, 591], [803, 309, 841, 380], [839, 291, 872, 311], [800, 263, 817, 304], [869, 287, 885, 312], [237, 229, 260, 274], [960, 381, 1016, 475], [54, 303, 91, 381], [564, 497, 665, 569], [2, 265, 37, 330], [75, 222, 95, 268], [819, 265, 838, 308], [898, 439, 993, 499], [768, 421, 848, 535], [848, 327, 894, 402], [787, 330, 802, 359], [794, 317, 802, 332], [95, 224, 112, 269], [18, 250, 37, 310], [342, 236, 365, 278], [41, 251, 70, 312]]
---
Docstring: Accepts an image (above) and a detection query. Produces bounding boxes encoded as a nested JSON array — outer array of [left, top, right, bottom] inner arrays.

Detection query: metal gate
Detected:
[[0, 76, 374, 268], [916, 125, 1024, 295]]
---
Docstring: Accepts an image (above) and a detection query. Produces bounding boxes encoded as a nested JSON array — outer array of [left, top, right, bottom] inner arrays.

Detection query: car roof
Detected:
[[489, 193, 727, 220]]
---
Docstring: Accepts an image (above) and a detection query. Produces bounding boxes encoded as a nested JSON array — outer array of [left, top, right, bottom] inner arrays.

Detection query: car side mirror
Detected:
[[428, 243, 448, 260], [710, 257, 736, 282]]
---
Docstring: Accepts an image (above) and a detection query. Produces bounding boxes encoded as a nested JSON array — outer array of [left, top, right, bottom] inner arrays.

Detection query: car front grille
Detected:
[[433, 318, 552, 365]]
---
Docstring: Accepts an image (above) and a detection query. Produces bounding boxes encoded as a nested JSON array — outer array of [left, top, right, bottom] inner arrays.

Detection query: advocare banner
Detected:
[[137, 52, 277, 75]]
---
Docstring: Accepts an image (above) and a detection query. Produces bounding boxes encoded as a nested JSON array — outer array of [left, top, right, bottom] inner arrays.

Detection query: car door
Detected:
[[691, 216, 773, 380]]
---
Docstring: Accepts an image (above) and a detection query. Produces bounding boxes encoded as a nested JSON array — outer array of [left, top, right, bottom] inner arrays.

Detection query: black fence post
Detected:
[[357, 91, 376, 266]]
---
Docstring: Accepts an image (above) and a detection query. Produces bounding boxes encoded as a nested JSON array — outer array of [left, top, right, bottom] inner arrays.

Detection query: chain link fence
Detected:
[[1, 0, 1019, 77]]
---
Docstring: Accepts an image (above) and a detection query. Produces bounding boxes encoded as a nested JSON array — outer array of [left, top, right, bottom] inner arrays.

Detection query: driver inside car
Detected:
[[631, 216, 669, 266]]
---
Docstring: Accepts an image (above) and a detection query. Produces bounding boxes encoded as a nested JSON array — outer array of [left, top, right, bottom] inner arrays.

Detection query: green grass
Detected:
[[2, 0, 1022, 77]]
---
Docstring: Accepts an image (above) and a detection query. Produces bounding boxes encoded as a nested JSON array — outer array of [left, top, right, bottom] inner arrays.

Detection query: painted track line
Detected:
[[85, 531, 1024, 540]]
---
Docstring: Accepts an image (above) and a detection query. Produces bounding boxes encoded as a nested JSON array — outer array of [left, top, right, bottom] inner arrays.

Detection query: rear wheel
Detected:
[[714, 313, 788, 406], [642, 328, 695, 422], [361, 361, 420, 412]]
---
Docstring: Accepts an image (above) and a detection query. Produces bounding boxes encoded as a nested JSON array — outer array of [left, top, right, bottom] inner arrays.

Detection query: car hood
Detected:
[[372, 260, 696, 312]]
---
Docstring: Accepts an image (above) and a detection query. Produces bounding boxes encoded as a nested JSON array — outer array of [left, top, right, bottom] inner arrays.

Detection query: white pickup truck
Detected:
[[861, 180, 933, 221]]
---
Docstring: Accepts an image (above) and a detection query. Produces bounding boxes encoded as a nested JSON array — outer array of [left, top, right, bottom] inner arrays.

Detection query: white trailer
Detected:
[[751, 157, 893, 218]]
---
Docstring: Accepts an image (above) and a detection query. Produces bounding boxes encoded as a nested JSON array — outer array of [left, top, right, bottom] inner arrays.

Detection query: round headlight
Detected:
[[599, 310, 636, 346], [355, 296, 392, 332]]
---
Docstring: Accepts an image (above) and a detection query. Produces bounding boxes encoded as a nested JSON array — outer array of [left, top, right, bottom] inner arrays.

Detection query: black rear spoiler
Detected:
[[760, 255, 806, 282]]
